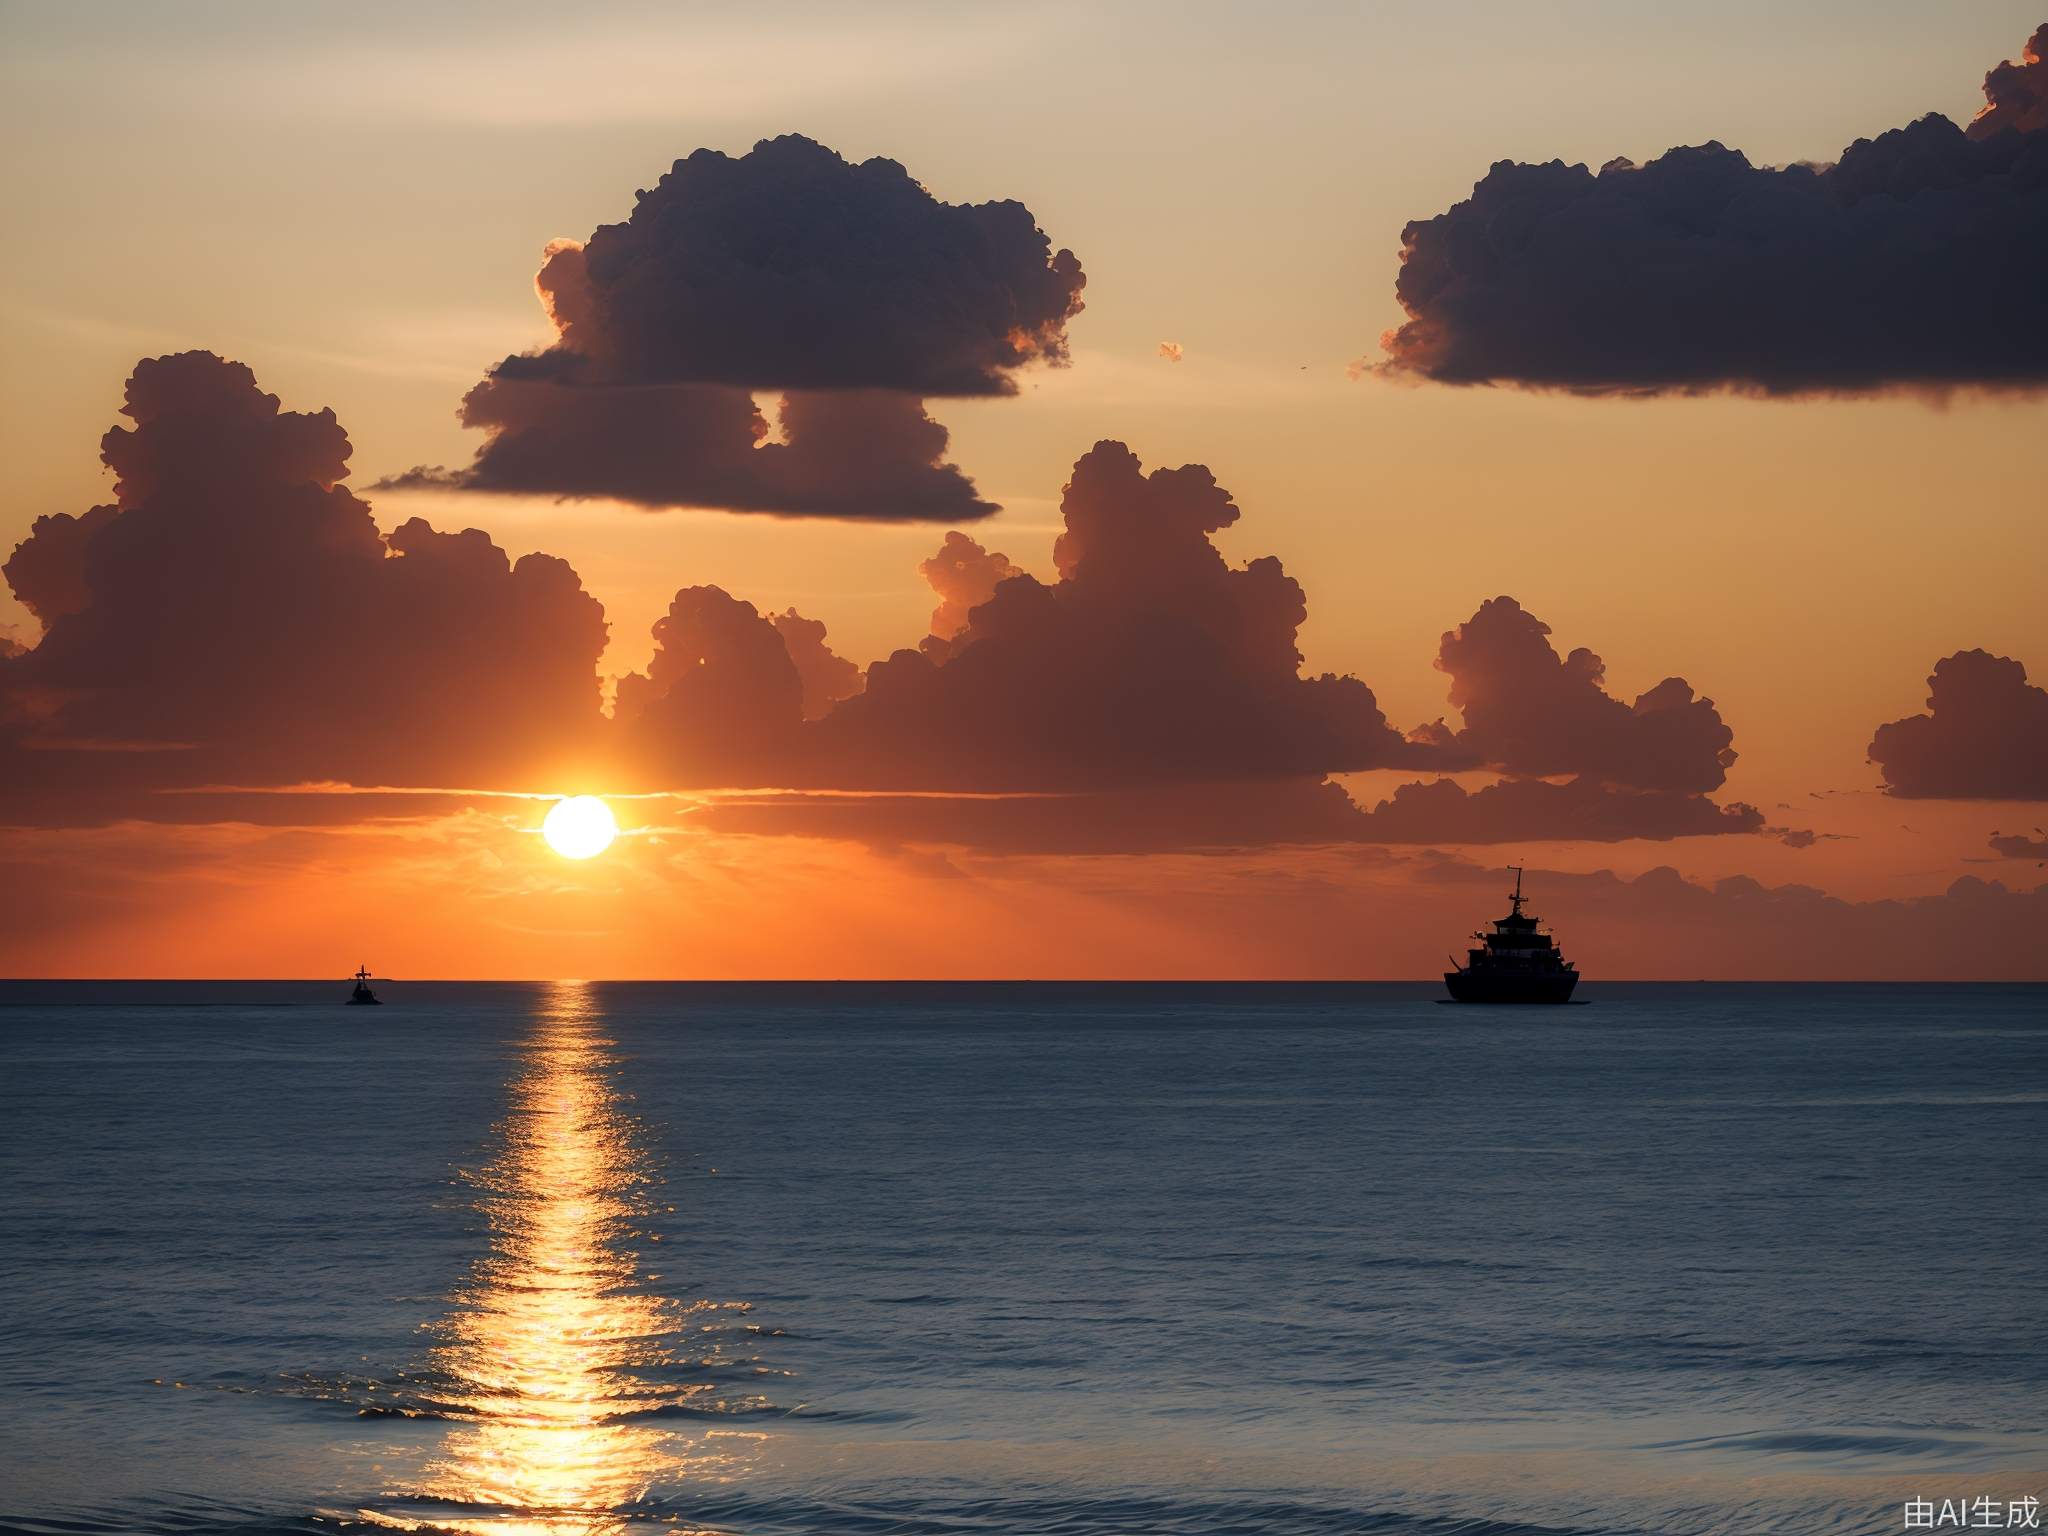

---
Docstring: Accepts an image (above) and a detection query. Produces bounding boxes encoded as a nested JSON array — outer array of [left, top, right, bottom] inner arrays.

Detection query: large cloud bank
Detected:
[[1, 353, 607, 815], [1379, 24, 2048, 395], [8, 359, 1764, 853], [616, 441, 1422, 792], [618, 449, 1762, 848], [382, 135, 1084, 519]]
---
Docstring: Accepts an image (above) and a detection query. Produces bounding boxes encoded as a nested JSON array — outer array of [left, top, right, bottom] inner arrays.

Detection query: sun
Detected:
[[541, 795, 618, 859]]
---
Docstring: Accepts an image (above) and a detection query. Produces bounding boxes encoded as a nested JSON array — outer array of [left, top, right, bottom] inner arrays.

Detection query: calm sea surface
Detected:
[[1, 983, 2043, 1536]]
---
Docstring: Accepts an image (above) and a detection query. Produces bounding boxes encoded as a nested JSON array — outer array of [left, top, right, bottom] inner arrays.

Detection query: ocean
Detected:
[[1, 982, 2043, 1536]]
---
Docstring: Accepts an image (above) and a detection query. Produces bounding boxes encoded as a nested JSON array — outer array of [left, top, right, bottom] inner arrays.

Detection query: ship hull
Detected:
[[1443, 971, 1578, 1004]]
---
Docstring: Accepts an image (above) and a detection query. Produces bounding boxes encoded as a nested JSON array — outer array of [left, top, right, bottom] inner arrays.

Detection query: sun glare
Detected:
[[541, 795, 618, 860]]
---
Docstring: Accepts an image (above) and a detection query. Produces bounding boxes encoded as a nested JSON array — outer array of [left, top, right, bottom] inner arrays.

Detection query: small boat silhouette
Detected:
[[347, 964, 382, 1006]]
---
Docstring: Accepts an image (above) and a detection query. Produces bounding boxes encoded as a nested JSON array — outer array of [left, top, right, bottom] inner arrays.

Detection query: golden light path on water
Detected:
[[367, 983, 753, 1535]]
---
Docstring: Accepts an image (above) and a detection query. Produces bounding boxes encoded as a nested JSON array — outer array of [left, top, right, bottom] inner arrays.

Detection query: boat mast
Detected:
[[1508, 865, 1524, 916]]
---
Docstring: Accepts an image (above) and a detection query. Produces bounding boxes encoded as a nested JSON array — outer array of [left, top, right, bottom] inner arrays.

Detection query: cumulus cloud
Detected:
[[617, 441, 1423, 797], [516, 137, 1084, 396], [381, 135, 1083, 517], [810, 442, 1424, 791], [614, 585, 803, 784], [8, 359, 1771, 856], [1375, 597, 1756, 846], [1, 352, 608, 820], [3, 505, 118, 629], [615, 448, 1761, 851], [1971, 23, 2048, 139], [1380, 24, 2048, 395], [1413, 596, 1738, 793], [917, 530, 1026, 644], [1868, 649, 2048, 798], [768, 608, 862, 720]]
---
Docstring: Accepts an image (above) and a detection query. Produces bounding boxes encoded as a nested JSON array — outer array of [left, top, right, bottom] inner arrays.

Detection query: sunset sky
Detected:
[[2, 0, 2044, 977]]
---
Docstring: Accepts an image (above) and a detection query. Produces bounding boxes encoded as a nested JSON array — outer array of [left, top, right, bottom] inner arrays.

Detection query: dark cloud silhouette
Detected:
[[382, 381, 994, 521], [1, 352, 608, 820], [614, 585, 802, 784], [1869, 649, 2048, 798], [1989, 828, 2048, 860], [616, 442, 1424, 795], [381, 135, 1082, 517], [1413, 596, 1737, 792], [3, 505, 118, 629], [1386, 598, 1755, 845], [7, 361, 1766, 855], [517, 136, 1085, 397], [1353, 775, 1762, 844], [769, 608, 862, 720], [617, 449, 1760, 850], [1763, 825, 1824, 849], [698, 772, 1767, 855], [1381, 25, 2048, 395], [810, 442, 1428, 792], [695, 778, 1376, 855]]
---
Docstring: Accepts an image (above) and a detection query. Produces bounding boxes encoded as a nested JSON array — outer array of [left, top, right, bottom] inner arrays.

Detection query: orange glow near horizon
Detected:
[[2, 809, 2040, 982], [0, 11, 2043, 982]]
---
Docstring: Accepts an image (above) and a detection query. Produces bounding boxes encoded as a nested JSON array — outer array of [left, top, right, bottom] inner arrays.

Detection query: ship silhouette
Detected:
[[1444, 868, 1579, 1004], [347, 964, 381, 1006]]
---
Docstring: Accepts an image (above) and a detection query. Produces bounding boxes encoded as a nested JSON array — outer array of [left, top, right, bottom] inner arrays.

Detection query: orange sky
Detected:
[[1, 2, 2043, 977]]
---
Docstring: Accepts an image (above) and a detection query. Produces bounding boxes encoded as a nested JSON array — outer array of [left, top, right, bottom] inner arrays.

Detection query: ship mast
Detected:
[[1508, 865, 1524, 916]]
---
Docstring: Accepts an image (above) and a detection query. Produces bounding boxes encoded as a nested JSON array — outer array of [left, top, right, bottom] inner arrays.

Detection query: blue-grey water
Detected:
[[1, 983, 2043, 1536]]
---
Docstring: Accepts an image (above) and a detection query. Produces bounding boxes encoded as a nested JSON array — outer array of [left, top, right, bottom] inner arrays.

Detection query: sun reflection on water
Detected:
[[374, 982, 744, 1535]]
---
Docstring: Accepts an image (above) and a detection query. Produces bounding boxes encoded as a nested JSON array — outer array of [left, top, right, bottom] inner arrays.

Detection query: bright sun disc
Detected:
[[542, 795, 618, 859]]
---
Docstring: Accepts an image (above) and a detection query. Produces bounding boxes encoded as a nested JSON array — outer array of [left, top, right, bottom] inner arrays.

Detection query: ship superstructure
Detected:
[[1444, 868, 1579, 1004]]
